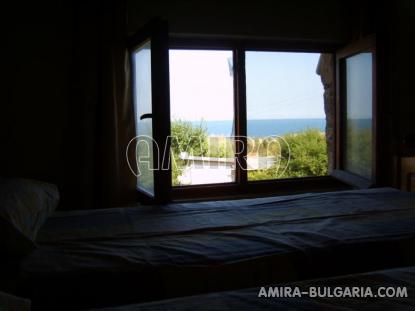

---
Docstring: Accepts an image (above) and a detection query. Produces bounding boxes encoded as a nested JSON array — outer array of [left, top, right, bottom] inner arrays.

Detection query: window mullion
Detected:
[[234, 45, 248, 185]]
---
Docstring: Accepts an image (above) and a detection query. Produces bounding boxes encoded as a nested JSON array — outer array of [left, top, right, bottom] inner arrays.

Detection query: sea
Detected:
[[191, 119, 326, 137]]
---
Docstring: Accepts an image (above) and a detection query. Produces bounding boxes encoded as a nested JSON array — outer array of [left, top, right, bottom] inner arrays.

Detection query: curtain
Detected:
[[97, 0, 136, 208], [62, 0, 136, 210]]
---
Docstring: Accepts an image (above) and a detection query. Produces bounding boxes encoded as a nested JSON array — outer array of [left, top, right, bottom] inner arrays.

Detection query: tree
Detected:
[[171, 120, 208, 156], [170, 120, 209, 185]]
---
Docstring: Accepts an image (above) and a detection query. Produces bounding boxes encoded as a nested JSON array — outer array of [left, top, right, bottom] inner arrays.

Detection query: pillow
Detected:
[[0, 178, 59, 257], [0, 291, 31, 311]]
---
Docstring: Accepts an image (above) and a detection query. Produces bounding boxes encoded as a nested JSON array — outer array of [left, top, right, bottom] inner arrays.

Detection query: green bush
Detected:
[[170, 121, 329, 185], [248, 129, 328, 180]]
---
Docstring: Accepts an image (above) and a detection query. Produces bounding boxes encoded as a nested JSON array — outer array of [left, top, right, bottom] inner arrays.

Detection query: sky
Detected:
[[169, 49, 325, 121]]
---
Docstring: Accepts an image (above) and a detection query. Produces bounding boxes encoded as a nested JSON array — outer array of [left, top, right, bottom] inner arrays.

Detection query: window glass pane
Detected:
[[169, 50, 235, 186], [344, 52, 372, 179], [132, 40, 154, 196], [246, 52, 327, 181]]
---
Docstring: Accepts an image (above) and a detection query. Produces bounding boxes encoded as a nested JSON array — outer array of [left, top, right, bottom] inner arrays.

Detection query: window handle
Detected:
[[140, 113, 153, 120]]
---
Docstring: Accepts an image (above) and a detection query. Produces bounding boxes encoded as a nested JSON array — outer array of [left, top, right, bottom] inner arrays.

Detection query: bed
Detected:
[[15, 187, 415, 310], [84, 265, 415, 310]]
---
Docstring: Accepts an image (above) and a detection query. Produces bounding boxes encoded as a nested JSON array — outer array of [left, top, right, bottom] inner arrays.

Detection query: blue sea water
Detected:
[[191, 119, 326, 137]]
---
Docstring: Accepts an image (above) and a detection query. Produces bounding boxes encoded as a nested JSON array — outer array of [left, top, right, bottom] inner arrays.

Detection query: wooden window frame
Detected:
[[128, 19, 172, 204], [168, 37, 351, 201]]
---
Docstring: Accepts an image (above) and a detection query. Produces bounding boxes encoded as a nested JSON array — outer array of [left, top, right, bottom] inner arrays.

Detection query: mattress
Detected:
[[17, 188, 415, 310], [85, 265, 415, 311]]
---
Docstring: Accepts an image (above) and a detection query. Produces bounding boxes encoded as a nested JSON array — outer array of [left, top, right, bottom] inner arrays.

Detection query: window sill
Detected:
[[170, 175, 352, 203]]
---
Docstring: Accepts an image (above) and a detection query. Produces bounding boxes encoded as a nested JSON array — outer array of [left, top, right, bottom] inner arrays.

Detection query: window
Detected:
[[335, 35, 377, 188], [128, 20, 377, 202], [132, 40, 155, 195], [344, 53, 373, 180], [169, 50, 236, 186], [168, 49, 328, 189], [128, 20, 171, 203], [245, 51, 327, 181]]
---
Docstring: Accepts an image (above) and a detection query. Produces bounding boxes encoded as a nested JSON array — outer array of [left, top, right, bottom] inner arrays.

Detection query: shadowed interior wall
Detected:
[[387, 0, 415, 138], [0, 1, 72, 186], [127, 0, 353, 42]]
